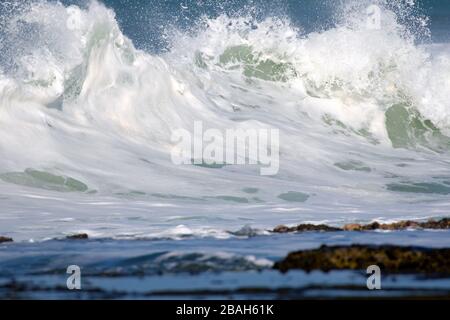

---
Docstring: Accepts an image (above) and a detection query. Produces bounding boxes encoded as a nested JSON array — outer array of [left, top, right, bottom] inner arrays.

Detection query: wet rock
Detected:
[[273, 225, 292, 233], [379, 220, 420, 230], [230, 225, 261, 237], [296, 224, 342, 232], [343, 224, 363, 231], [344, 218, 450, 231], [274, 245, 450, 274], [416, 218, 450, 229], [66, 233, 89, 240], [0, 236, 13, 243], [365, 222, 381, 230], [273, 224, 342, 233], [273, 218, 450, 234], [343, 222, 380, 231]]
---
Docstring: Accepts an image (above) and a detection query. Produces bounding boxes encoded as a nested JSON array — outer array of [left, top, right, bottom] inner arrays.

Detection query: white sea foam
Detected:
[[0, 0, 450, 241]]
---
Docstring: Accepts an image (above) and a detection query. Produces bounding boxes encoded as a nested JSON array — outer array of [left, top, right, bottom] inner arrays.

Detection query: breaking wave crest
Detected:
[[1, 0, 450, 208]]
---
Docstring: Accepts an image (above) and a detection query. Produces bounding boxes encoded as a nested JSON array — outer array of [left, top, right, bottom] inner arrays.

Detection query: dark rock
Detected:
[[230, 225, 261, 237], [274, 245, 450, 274], [379, 220, 420, 230], [273, 225, 291, 233], [272, 224, 342, 233], [366, 222, 381, 230], [344, 218, 450, 232], [416, 218, 450, 230], [344, 222, 380, 231], [296, 224, 342, 232], [0, 236, 13, 243], [274, 218, 450, 234], [66, 233, 89, 240]]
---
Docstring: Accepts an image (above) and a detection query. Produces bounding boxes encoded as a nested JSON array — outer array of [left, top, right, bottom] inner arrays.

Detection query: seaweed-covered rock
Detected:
[[274, 245, 450, 274], [0, 236, 13, 243], [273, 224, 342, 233], [66, 233, 89, 240]]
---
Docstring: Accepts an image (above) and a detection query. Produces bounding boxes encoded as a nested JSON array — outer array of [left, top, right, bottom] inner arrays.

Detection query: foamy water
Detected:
[[0, 0, 450, 242]]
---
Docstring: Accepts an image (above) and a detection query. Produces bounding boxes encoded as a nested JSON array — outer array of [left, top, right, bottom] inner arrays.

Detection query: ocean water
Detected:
[[0, 0, 450, 298], [2, 230, 450, 299]]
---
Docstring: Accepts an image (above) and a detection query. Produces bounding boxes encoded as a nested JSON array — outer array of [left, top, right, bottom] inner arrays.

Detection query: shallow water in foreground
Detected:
[[1, 230, 449, 299]]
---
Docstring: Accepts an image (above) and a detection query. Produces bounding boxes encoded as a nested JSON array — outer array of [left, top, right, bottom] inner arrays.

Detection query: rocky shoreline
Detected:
[[66, 233, 89, 240], [1, 218, 448, 244], [0, 233, 91, 243], [273, 218, 450, 233], [274, 245, 450, 274], [272, 219, 450, 275], [1, 227, 449, 299], [0, 236, 13, 243]]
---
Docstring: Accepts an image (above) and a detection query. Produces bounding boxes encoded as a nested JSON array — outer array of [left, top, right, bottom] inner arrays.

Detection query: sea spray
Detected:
[[0, 0, 449, 241]]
